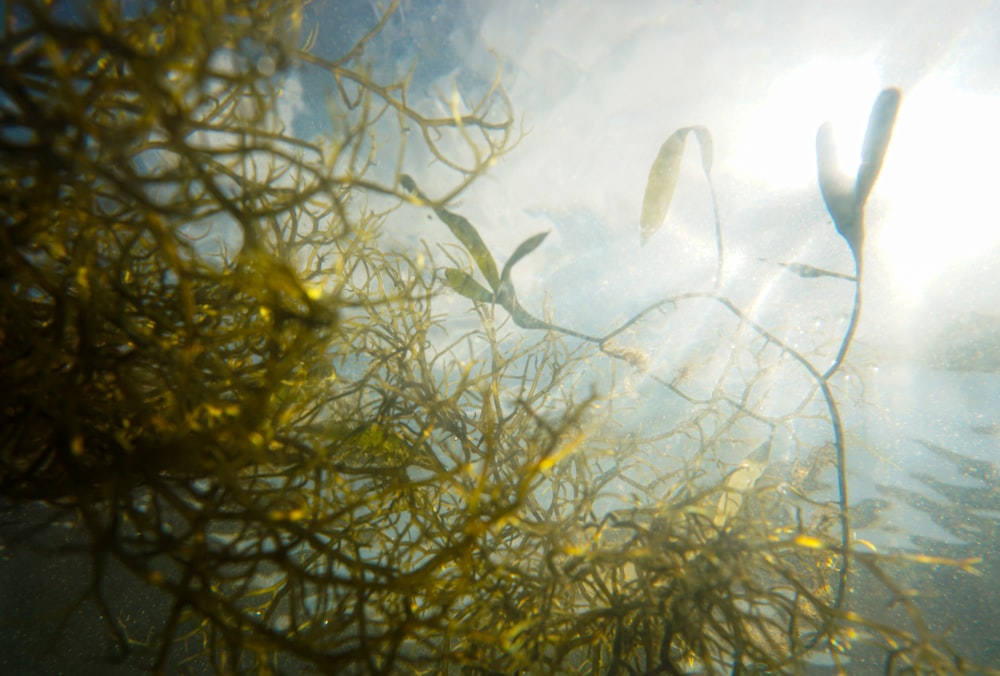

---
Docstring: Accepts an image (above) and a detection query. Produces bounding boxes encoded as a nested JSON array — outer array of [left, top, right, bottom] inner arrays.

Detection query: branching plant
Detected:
[[0, 1, 989, 674]]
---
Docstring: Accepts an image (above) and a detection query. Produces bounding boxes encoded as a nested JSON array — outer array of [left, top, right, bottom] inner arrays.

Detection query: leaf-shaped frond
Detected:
[[856, 88, 901, 205], [501, 231, 550, 282], [817, 123, 862, 262], [816, 88, 901, 268], [768, 260, 856, 282], [401, 174, 501, 291], [639, 125, 713, 246], [443, 268, 495, 303], [691, 126, 714, 174], [438, 208, 501, 292]]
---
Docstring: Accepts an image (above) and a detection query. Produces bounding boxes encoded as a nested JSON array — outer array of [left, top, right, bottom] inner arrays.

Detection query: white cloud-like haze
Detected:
[[453, 0, 1000, 359], [295, 0, 1000, 494]]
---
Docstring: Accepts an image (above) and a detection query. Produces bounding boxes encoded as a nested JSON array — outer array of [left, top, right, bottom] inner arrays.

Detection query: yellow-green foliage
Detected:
[[0, 1, 988, 674]]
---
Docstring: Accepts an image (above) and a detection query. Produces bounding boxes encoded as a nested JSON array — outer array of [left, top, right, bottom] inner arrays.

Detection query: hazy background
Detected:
[[292, 0, 1000, 363], [297, 0, 1000, 480], [294, 0, 1000, 518]]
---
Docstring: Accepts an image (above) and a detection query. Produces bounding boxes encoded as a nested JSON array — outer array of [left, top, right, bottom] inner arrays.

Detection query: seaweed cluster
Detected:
[[0, 1, 991, 674]]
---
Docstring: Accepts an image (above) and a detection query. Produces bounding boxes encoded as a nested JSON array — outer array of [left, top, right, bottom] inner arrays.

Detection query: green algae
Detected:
[[0, 2, 989, 674]]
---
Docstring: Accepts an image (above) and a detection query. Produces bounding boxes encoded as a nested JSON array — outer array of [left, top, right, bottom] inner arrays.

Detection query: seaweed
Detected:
[[0, 1, 991, 674]]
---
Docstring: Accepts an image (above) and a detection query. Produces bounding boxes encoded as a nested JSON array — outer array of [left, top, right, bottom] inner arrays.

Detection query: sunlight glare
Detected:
[[734, 63, 1000, 302], [875, 80, 1000, 297], [733, 59, 881, 189]]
